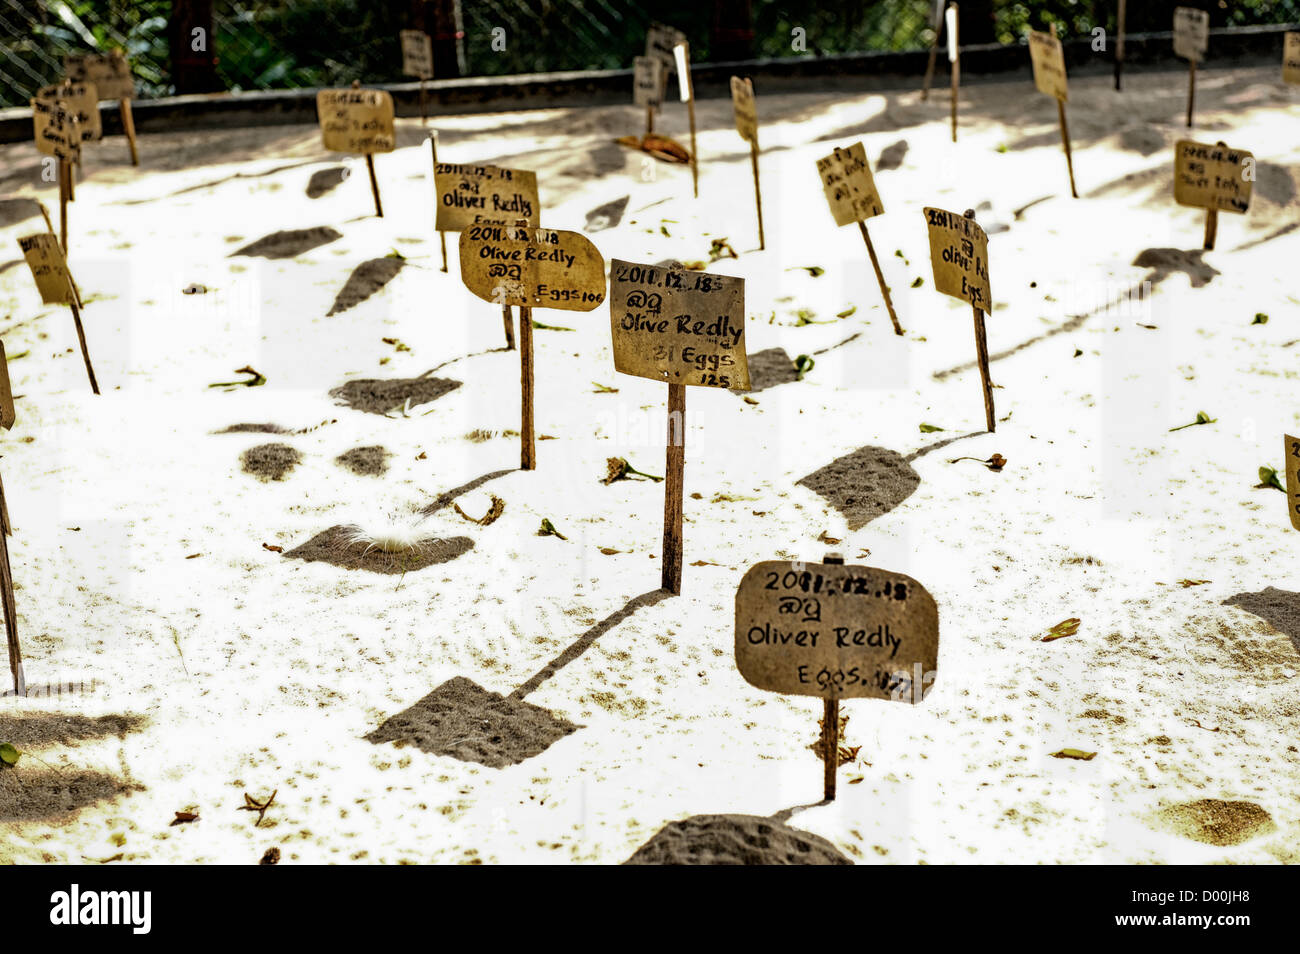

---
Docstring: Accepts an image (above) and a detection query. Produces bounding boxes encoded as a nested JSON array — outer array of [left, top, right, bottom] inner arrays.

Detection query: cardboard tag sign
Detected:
[[1286, 435, 1300, 531], [1028, 29, 1068, 101], [923, 207, 992, 312], [816, 142, 883, 227], [400, 30, 434, 79], [1284, 32, 1300, 85], [17, 233, 74, 305], [35, 83, 101, 142], [459, 225, 605, 310], [31, 98, 80, 162], [1173, 7, 1209, 61], [0, 341, 14, 432], [434, 163, 540, 232], [646, 22, 686, 74], [63, 52, 133, 100], [609, 260, 749, 390], [1174, 140, 1253, 214], [731, 76, 757, 143], [735, 560, 938, 701], [633, 56, 663, 110], [317, 89, 395, 154]]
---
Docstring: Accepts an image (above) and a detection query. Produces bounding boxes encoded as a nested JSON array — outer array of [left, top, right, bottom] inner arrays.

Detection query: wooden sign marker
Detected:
[[0, 341, 20, 696], [1174, 7, 1209, 127], [1285, 435, 1300, 532], [816, 143, 902, 335], [1114, 0, 1128, 90], [735, 554, 939, 801], [674, 42, 699, 198], [1029, 25, 1077, 199], [947, 3, 960, 142], [31, 95, 79, 252], [18, 232, 98, 394], [1284, 32, 1300, 86], [921, 0, 945, 101], [730, 76, 764, 250], [633, 55, 663, 138], [923, 207, 994, 431], [608, 259, 748, 593], [317, 85, 395, 217], [400, 29, 435, 124], [429, 134, 449, 272], [64, 51, 137, 165], [459, 224, 605, 469], [1174, 139, 1253, 251], [434, 158, 540, 349]]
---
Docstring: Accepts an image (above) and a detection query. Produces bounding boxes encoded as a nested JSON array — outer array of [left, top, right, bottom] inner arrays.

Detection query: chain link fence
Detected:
[[3, 0, 1298, 108]]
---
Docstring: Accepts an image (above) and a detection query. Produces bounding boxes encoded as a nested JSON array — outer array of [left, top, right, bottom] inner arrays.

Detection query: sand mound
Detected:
[[231, 227, 343, 259], [584, 195, 629, 232], [1159, 799, 1276, 847], [743, 347, 800, 393], [326, 258, 405, 316], [0, 197, 41, 228], [328, 376, 461, 415], [798, 445, 920, 530], [624, 814, 853, 865], [876, 139, 909, 171], [216, 422, 291, 434], [1132, 248, 1219, 288], [0, 767, 143, 823], [240, 443, 302, 481], [335, 445, 390, 476], [366, 676, 579, 768], [306, 166, 349, 198], [282, 526, 472, 574]]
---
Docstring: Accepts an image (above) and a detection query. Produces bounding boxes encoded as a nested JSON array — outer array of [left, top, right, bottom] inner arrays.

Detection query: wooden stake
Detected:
[[820, 552, 845, 801], [1057, 99, 1078, 198], [502, 303, 516, 351], [429, 134, 448, 272], [67, 160, 76, 202], [661, 382, 685, 594], [1114, 0, 1127, 91], [1203, 208, 1218, 250], [68, 295, 100, 394], [120, 98, 139, 166], [645, 104, 655, 139], [0, 471, 9, 537], [418, 78, 427, 125], [58, 160, 69, 252], [0, 493, 21, 696], [1187, 57, 1196, 128], [686, 95, 699, 199], [948, 3, 960, 143], [858, 221, 903, 335], [519, 304, 534, 470], [921, 29, 941, 102], [749, 138, 765, 251], [365, 153, 383, 218], [966, 209, 994, 432]]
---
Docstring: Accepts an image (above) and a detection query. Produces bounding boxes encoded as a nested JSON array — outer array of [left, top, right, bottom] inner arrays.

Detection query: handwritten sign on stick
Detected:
[[646, 23, 686, 74], [63, 52, 133, 100], [1028, 29, 1068, 101], [0, 342, 13, 432], [609, 260, 748, 390], [434, 164, 539, 232], [1285, 435, 1300, 532], [1286, 33, 1300, 85], [35, 83, 101, 142], [816, 142, 883, 227], [633, 56, 663, 112], [1174, 140, 1253, 214], [18, 233, 74, 305], [316, 89, 395, 154], [459, 225, 605, 311], [923, 207, 992, 312], [730, 76, 757, 142], [735, 560, 938, 701], [400, 30, 434, 79], [1173, 7, 1209, 61], [31, 98, 80, 162]]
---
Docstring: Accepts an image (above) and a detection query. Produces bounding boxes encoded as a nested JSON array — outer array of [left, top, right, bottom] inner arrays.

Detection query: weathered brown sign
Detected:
[[731, 76, 757, 142], [609, 260, 748, 390], [923, 207, 992, 312], [1173, 7, 1209, 61], [434, 163, 539, 232], [400, 30, 434, 79], [459, 225, 605, 310], [633, 56, 663, 110], [17, 233, 74, 305], [1286, 435, 1300, 532], [1174, 140, 1253, 214], [1283, 32, 1300, 85], [0, 341, 14, 432], [31, 98, 80, 162], [35, 82, 101, 142], [1028, 29, 1068, 101], [816, 142, 883, 227], [735, 560, 939, 701], [646, 22, 686, 74], [63, 51, 134, 100], [317, 89, 395, 154]]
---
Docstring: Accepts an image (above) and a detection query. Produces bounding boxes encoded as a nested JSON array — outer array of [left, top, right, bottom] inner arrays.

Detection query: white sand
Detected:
[[0, 62, 1298, 864]]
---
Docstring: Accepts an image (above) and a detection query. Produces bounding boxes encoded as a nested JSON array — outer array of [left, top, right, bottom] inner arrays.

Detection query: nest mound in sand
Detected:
[[1159, 799, 1276, 846], [328, 377, 461, 415], [624, 814, 853, 865], [241, 443, 302, 481], [282, 526, 472, 574]]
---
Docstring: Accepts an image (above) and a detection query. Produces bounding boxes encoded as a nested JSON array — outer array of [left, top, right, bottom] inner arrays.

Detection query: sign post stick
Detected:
[[1187, 56, 1196, 128], [750, 139, 765, 251], [429, 133, 448, 272], [921, 25, 941, 101], [1203, 207, 1218, 250], [59, 160, 69, 251], [1049, 24, 1078, 199], [365, 153, 383, 218], [519, 303, 534, 470], [501, 304, 516, 351], [948, 3, 960, 143], [68, 293, 99, 395], [1, 513, 20, 696], [858, 221, 902, 335], [1115, 0, 1127, 90], [661, 383, 685, 594], [821, 552, 845, 800], [674, 42, 698, 199], [967, 211, 994, 432], [120, 98, 139, 165]]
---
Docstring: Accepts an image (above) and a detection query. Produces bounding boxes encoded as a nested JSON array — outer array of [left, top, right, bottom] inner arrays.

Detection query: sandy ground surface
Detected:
[[0, 61, 1298, 864]]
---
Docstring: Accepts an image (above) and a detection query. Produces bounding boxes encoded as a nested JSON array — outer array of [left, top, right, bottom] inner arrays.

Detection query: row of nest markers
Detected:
[[10, 25, 1300, 798]]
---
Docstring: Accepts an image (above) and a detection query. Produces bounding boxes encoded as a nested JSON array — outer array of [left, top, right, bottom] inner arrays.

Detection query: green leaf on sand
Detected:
[[919, 423, 944, 433], [1169, 411, 1216, 432], [794, 354, 815, 381], [0, 742, 20, 766], [1260, 465, 1284, 492]]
